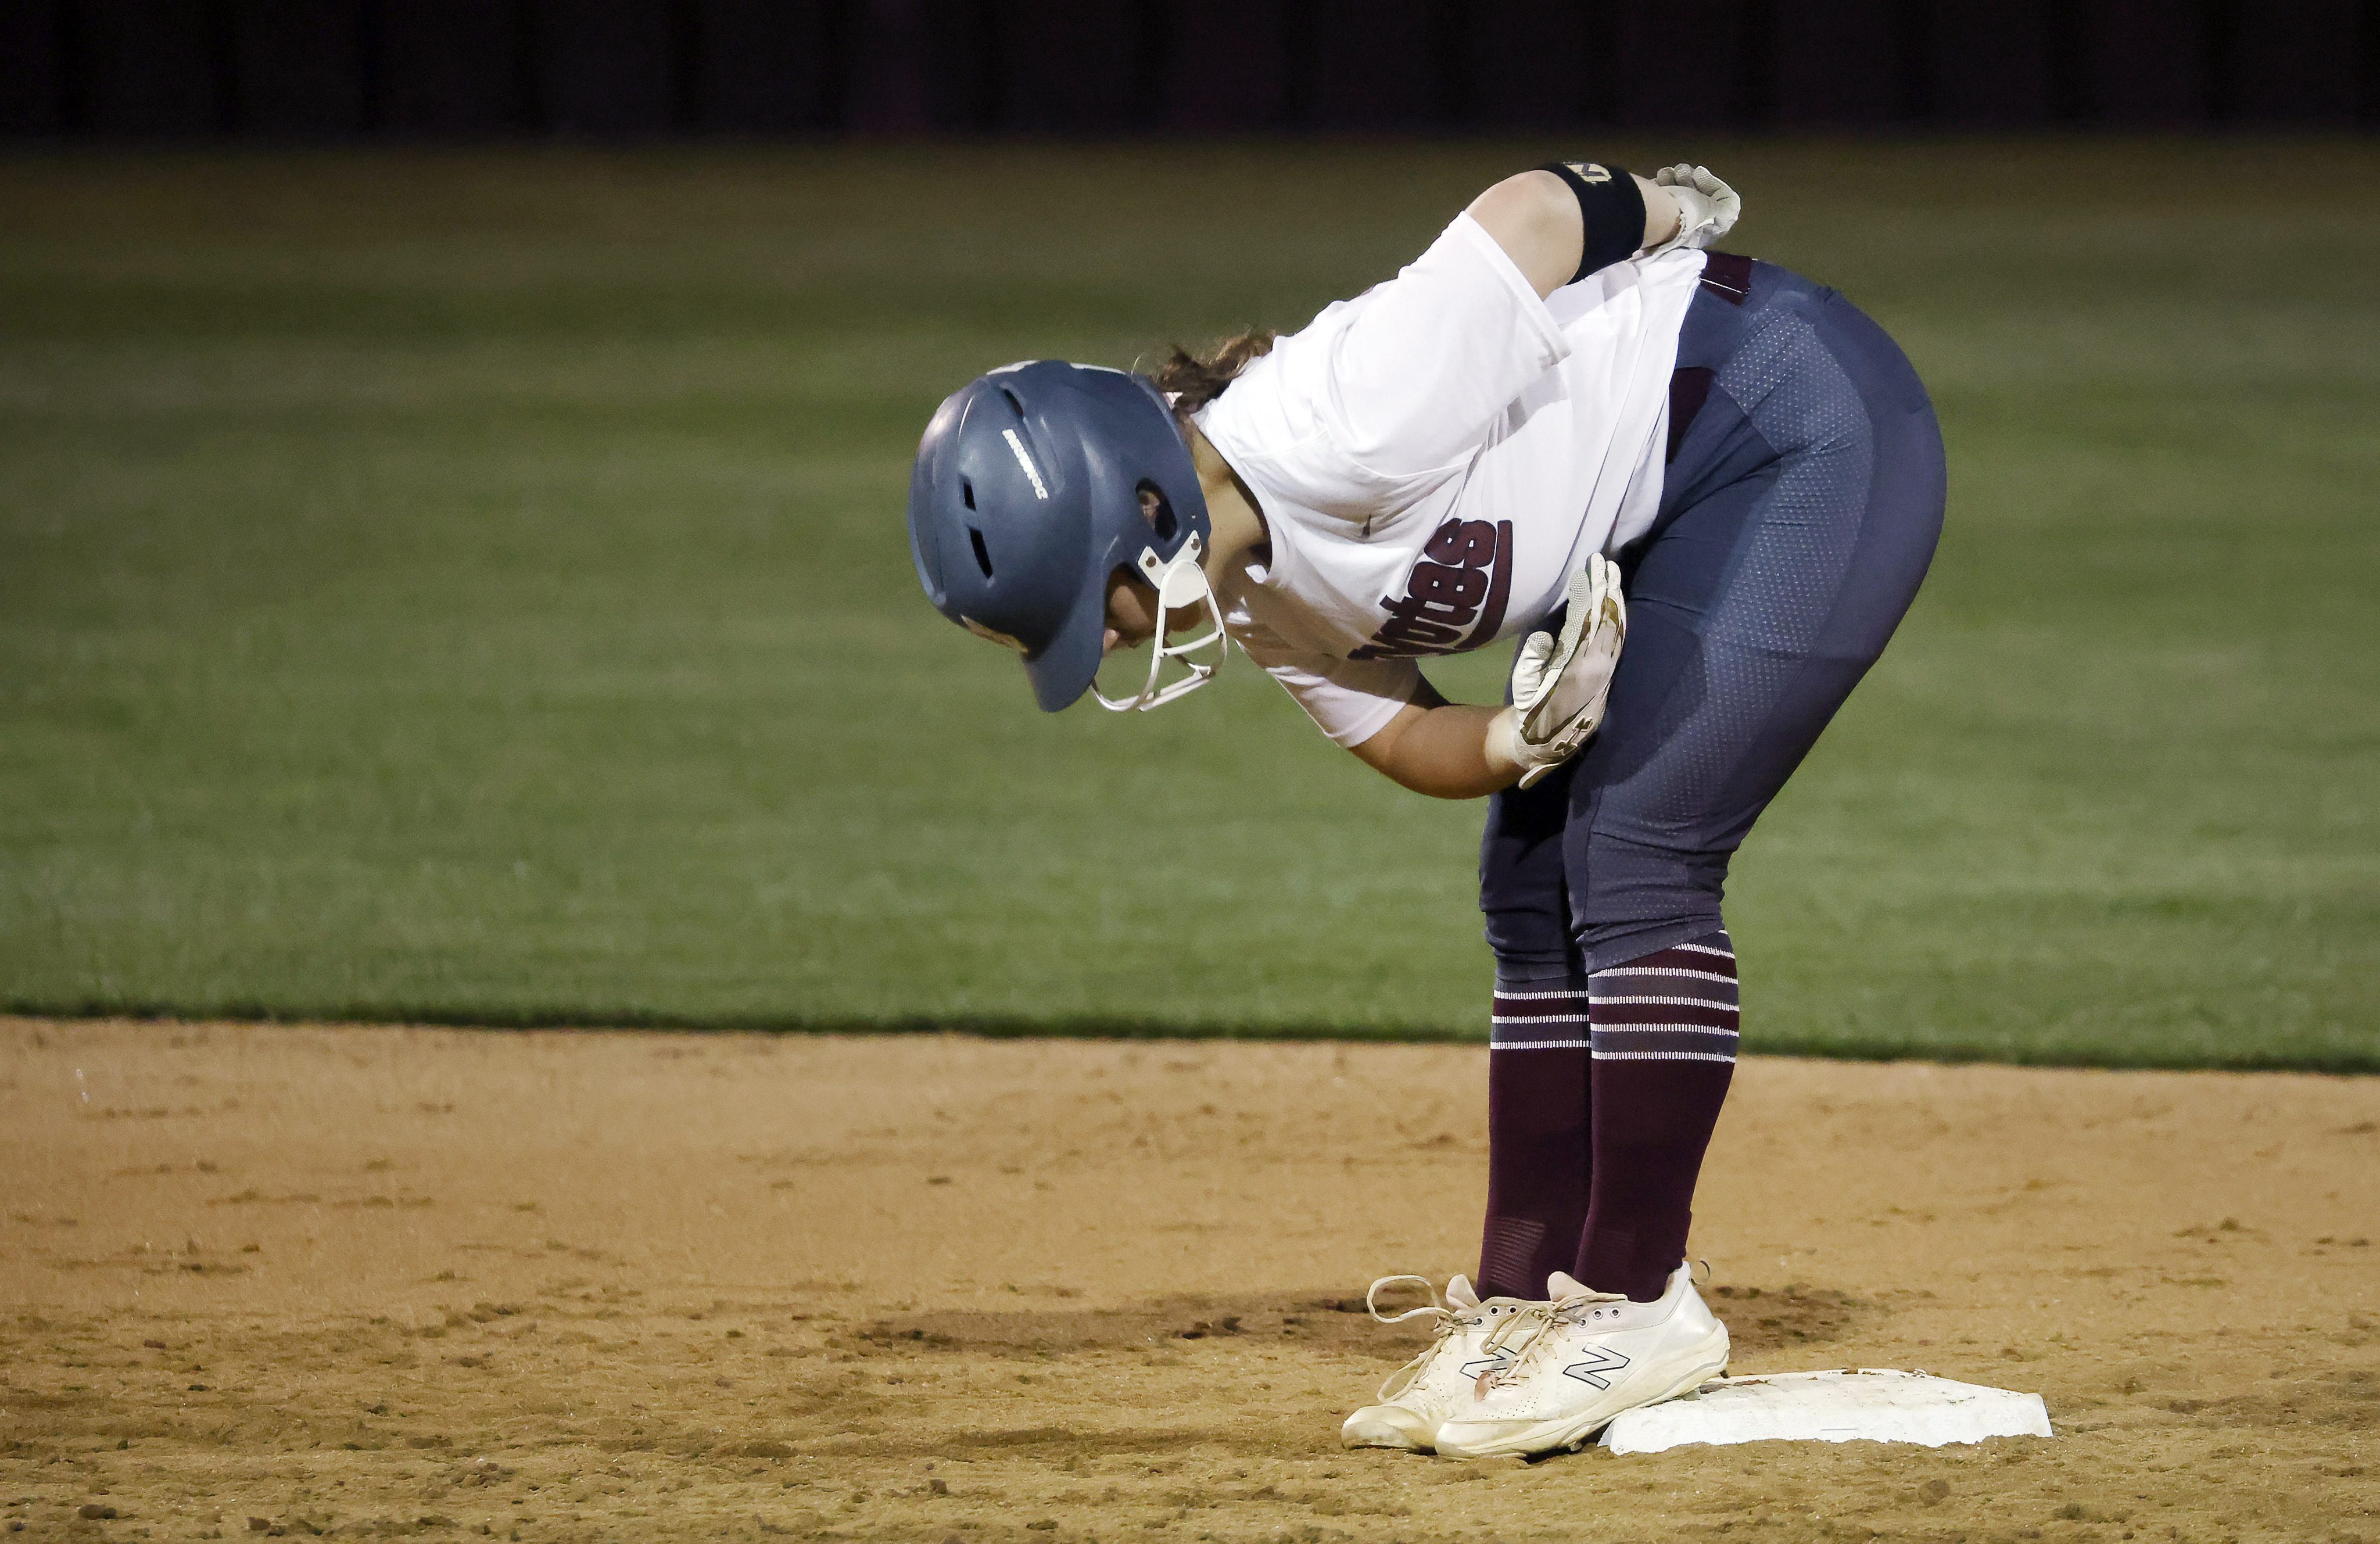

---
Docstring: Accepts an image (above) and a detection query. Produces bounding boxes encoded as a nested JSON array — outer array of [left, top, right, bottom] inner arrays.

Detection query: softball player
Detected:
[[906, 161, 1945, 1459]]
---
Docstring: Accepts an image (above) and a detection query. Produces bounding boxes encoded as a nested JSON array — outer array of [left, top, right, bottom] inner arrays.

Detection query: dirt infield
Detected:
[[3, 1020, 2375, 1543]]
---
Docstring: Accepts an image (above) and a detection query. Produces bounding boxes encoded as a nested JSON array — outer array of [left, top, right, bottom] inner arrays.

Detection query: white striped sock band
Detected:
[[1587, 931, 1739, 1063], [1489, 977, 1591, 1051]]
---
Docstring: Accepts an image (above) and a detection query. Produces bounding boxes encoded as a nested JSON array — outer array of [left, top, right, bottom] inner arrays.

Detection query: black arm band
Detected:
[[1537, 160, 1644, 284]]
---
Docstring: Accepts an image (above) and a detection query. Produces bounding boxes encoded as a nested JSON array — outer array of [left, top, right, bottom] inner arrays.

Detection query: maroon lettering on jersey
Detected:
[[1348, 518, 1514, 660]]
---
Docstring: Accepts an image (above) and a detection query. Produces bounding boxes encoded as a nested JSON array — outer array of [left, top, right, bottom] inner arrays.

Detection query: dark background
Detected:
[[2, 0, 2374, 139]]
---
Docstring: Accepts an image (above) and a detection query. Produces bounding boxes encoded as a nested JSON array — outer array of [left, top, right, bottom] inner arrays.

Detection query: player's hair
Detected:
[[1149, 328, 1279, 417]]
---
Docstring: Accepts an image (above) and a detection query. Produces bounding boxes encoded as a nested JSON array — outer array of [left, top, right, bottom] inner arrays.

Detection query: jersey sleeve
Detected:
[[1314, 213, 1571, 479], [1242, 641, 1428, 748]]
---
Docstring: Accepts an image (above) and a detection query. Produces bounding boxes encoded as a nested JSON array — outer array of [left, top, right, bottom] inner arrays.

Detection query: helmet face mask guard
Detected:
[[908, 360, 1224, 714], [1091, 534, 1228, 712]]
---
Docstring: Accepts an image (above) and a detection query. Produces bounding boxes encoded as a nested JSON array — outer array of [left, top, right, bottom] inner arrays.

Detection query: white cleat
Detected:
[[1432, 1263, 1730, 1459], [1339, 1274, 1544, 1452]]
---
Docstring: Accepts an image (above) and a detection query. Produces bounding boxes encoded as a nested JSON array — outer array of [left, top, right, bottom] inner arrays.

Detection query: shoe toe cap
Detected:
[[1431, 1417, 1542, 1457], [1340, 1405, 1435, 1450]]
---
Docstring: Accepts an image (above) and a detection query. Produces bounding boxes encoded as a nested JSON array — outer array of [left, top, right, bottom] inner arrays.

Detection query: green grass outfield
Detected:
[[3, 139, 2375, 1070]]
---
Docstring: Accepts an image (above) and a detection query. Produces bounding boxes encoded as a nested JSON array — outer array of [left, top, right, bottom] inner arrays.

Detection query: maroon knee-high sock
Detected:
[[1476, 973, 1592, 1301], [1575, 932, 1740, 1302]]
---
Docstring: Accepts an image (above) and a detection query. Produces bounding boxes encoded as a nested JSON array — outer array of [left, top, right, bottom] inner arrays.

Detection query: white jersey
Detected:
[[1193, 213, 1707, 746]]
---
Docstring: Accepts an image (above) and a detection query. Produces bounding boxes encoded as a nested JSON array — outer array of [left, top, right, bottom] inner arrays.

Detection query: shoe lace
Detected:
[[1364, 1276, 1457, 1403], [1365, 1274, 1444, 1326], [1476, 1285, 1626, 1389]]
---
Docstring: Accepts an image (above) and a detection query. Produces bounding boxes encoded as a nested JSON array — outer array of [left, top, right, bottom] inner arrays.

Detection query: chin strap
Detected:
[[1092, 533, 1230, 712]]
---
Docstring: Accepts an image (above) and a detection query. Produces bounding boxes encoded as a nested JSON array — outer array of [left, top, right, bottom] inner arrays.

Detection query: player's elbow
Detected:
[[1469, 171, 1575, 245], [1465, 171, 1582, 299], [1347, 708, 1428, 791]]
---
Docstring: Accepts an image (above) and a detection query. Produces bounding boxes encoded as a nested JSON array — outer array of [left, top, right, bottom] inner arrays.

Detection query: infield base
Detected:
[[1600, 1369, 2053, 1455]]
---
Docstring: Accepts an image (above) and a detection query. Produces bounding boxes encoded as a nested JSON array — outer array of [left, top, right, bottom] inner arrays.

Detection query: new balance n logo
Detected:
[[1561, 1345, 1633, 1390], [1459, 1350, 1515, 1381]]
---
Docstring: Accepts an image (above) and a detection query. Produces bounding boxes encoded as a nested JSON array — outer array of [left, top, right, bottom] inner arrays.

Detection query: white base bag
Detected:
[[1598, 1369, 2053, 1456]]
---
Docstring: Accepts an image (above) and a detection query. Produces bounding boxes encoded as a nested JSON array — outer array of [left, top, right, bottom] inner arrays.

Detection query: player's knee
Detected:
[[1490, 945, 1578, 990], [1564, 845, 1730, 961]]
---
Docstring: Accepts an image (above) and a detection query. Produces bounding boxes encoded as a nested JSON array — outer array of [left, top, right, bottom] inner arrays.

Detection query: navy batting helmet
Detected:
[[908, 361, 1217, 713]]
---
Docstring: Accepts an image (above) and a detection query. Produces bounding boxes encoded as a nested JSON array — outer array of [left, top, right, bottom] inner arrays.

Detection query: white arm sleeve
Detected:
[[1318, 213, 1571, 478], [1247, 645, 1428, 748]]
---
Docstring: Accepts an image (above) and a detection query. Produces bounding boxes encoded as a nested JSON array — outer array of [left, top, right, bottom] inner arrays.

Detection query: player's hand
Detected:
[[1646, 164, 1740, 255], [1498, 554, 1626, 789]]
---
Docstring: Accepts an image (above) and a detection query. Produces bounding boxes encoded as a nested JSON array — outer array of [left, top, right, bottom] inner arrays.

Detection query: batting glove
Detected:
[[1644, 164, 1741, 256], [1495, 554, 1627, 789]]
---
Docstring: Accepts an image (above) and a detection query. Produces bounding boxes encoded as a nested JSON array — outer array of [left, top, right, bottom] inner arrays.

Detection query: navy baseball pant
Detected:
[[1473, 257, 1947, 1302]]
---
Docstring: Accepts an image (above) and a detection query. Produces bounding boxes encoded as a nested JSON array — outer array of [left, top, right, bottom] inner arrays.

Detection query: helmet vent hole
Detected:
[[968, 527, 995, 579], [1000, 389, 1026, 418], [961, 479, 975, 510], [1136, 481, 1177, 542]]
